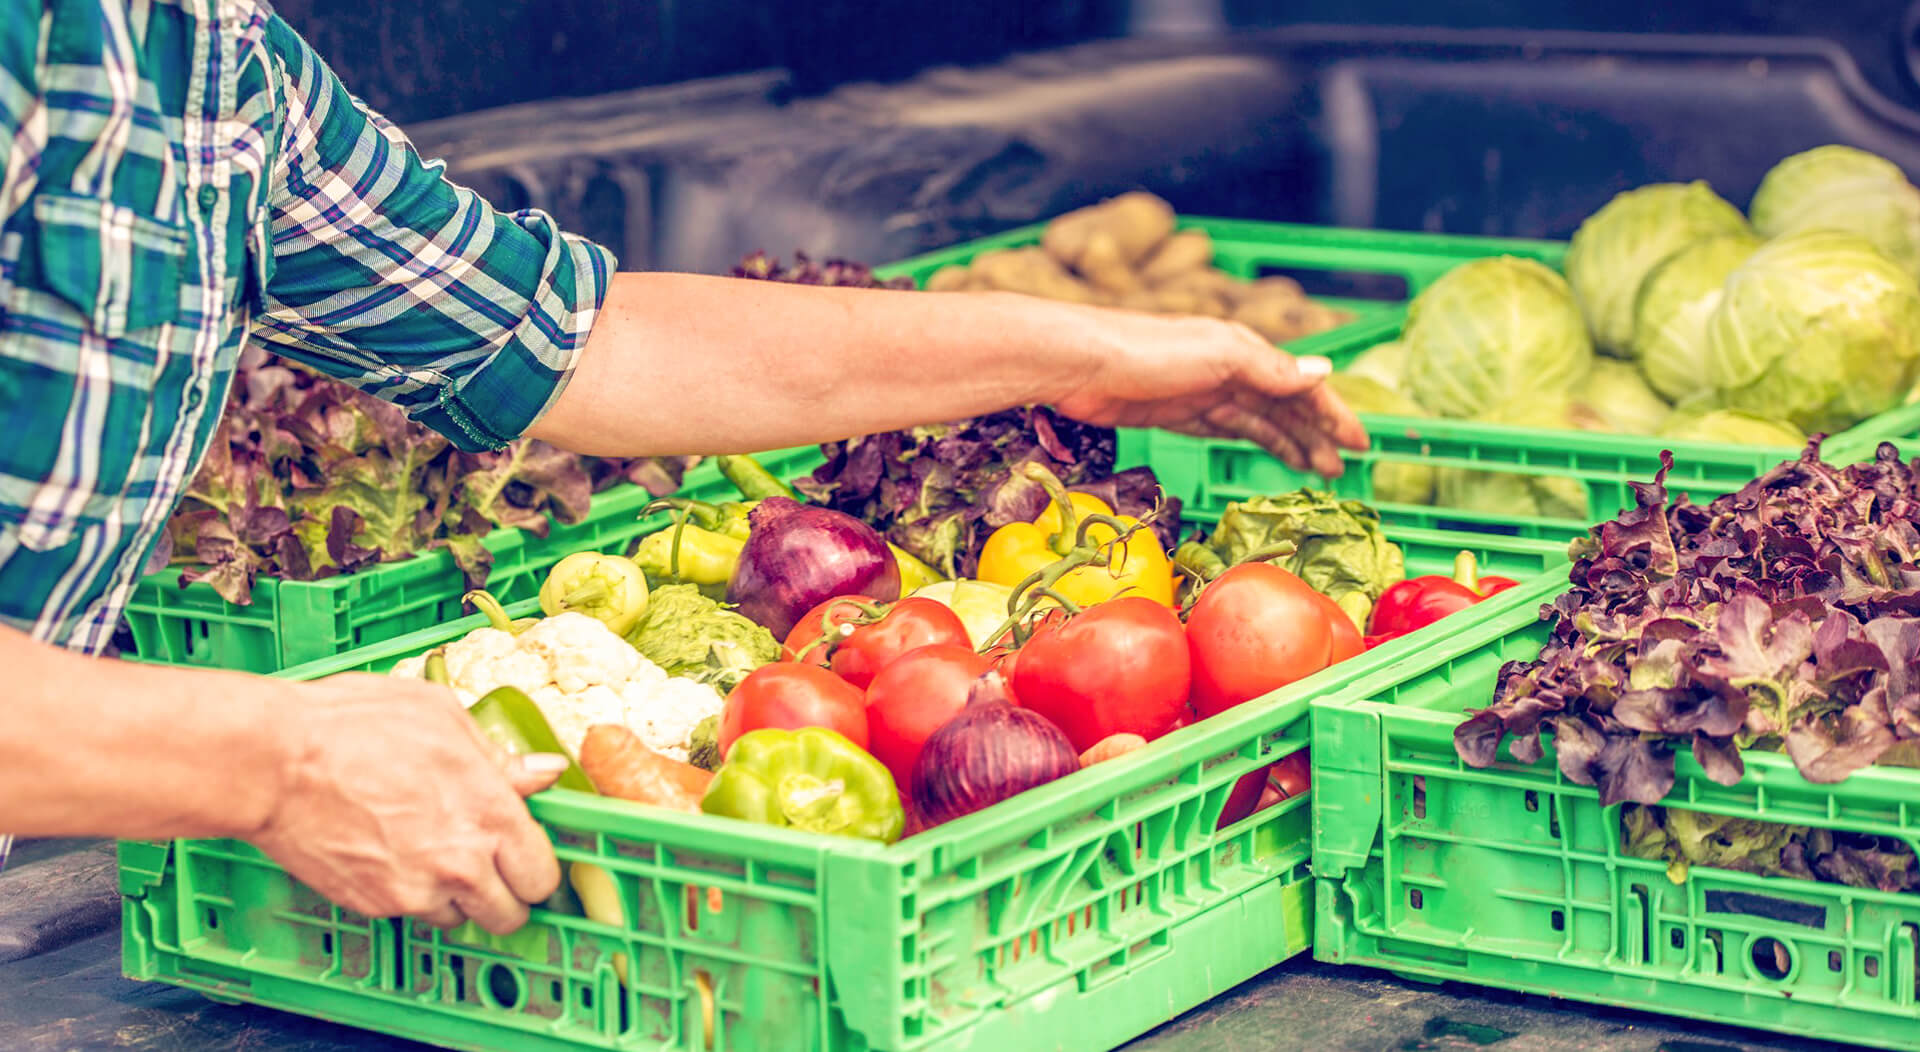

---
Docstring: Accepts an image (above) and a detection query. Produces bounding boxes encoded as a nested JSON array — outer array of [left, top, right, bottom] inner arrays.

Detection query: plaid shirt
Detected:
[[0, 0, 615, 653]]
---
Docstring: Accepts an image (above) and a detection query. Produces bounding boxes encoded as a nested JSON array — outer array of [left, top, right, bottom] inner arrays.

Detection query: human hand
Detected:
[[252, 673, 565, 935], [1047, 309, 1368, 477]]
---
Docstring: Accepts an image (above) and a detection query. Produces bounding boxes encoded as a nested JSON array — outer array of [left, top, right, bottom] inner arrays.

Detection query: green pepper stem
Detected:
[[642, 497, 724, 531], [464, 590, 521, 634], [561, 578, 614, 611], [423, 650, 450, 686], [1020, 463, 1082, 557], [716, 454, 798, 502], [667, 506, 689, 580]]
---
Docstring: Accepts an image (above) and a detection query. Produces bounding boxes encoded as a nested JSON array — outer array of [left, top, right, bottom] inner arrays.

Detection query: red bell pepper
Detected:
[[1364, 551, 1518, 648]]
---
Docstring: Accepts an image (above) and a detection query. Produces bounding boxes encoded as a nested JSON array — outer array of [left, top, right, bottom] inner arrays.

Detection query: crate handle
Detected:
[[1702, 890, 1825, 930]]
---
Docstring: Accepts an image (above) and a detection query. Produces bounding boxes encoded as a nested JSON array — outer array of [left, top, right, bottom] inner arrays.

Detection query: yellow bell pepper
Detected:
[[978, 489, 1175, 608]]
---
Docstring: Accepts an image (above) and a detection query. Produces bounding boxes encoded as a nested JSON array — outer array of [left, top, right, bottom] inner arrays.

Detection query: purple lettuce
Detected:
[[1459, 441, 1920, 804], [164, 349, 696, 604]]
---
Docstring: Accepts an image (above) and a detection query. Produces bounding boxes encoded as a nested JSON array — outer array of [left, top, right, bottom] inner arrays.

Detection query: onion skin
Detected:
[[911, 672, 1080, 826], [726, 497, 901, 640]]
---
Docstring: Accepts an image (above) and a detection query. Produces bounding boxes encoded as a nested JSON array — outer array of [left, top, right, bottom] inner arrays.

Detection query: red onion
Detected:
[[912, 672, 1080, 826], [727, 497, 901, 640]]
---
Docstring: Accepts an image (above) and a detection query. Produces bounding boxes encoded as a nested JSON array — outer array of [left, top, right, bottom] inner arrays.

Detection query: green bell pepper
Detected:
[[465, 686, 598, 795], [701, 728, 904, 843]]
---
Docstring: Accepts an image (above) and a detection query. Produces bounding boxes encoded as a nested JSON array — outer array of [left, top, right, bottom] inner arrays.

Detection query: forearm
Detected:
[[529, 273, 1104, 456], [0, 628, 292, 840]]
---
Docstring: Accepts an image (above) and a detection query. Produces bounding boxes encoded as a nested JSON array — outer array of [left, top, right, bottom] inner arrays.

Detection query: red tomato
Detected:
[[1218, 749, 1313, 829], [1011, 597, 1190, 753], [864, 644, 993, 794], [783, 595, 876, 666], [1318, 593, 1364, 665], [1269, 750, 1311, 798], [1185, 563, 1336, 721], [830, 598, 970, 691], [719, 663, 869, 755]]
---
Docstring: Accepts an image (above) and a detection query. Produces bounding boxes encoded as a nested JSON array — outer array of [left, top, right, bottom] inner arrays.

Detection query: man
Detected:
[[0, 0, 1365, 936]]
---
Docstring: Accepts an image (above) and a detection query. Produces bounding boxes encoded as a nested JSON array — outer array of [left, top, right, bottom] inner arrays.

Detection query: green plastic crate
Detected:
[[1310, 579, 1920, 1051], [872, 216, 1565, 354], [118, 495, 1568, 1051], [118, 447, 824, 673]]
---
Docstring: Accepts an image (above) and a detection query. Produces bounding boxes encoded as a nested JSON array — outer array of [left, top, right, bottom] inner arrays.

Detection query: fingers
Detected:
[[494, 802, 564, 905], [454, 873, 534, 936], [506, 753, 571, 797], [419, 902, 469, 931]]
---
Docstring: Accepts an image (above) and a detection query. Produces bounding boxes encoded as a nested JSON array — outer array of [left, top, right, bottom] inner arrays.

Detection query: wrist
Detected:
[[980, 290, 1112, 406], [220, 674, 310, 841]]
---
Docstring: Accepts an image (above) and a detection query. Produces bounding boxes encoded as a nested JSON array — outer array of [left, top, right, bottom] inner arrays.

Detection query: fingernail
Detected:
[[1296, 356, 1332, 379], [520, 754, 571, 776]]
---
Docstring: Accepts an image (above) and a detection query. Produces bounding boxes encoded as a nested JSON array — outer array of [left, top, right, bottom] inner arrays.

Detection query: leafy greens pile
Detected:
[[1622, 804, 1920, 894], [165, 349, 694, 604], [1456, 441, 1920, 806]]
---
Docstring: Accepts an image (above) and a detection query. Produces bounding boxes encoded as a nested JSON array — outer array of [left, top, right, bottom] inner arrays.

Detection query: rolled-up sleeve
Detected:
[[252, 16, 614, 451]]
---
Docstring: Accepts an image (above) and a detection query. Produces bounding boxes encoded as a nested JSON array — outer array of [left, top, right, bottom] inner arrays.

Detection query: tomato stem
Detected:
[[791, 597, 891, 662]]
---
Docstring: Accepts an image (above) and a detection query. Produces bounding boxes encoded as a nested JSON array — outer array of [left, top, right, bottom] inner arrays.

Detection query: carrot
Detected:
[[578, 724, 712, 811]]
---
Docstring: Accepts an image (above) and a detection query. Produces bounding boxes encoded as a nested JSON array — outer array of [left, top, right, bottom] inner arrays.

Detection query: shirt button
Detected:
[[197, 185, 219, 209], [186, 387, 203, 409]]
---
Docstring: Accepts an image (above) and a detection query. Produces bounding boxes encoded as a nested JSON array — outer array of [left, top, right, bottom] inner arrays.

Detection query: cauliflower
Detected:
[[392, 612, 725, 762]]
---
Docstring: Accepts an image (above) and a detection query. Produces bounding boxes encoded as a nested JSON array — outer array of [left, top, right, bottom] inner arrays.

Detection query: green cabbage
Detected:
[[1401, 257, 1594, 419], [1342, 339, 1408, 392], [1751, 145, 1920, 280], [1581, 359, 1672, 435], [1433, 397, 1605, 521], [1657, 408, 1804, 448], [626, 583, 782, 693], [1326, 373, 1436, 505], [1705, 229, 1920, 434], [1563, 181, 1751, 355], [1630, 233, 1761, 405]]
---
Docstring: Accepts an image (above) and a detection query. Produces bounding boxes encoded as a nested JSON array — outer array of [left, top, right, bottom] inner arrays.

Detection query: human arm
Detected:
[[527, 274, 1368, 477], [0, 626, 565, 934], [249, 16, 1363, 476]]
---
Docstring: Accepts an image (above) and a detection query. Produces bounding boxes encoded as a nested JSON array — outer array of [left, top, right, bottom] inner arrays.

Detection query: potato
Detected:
[[1153, 268, 1241, 303], [1140, 230, 1214, 284], [1040, 191, 1178, 269], [1245, 274, 1307, 301], [1078, 231, 1144, 297], [1155, 286, 1232, 318], [924, 265, 974, 292], [1103, 192, 1178, 264], [971, 247, 1100, 303]]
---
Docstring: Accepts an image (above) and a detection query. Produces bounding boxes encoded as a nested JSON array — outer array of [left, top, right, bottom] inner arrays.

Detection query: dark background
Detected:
[[266, 0, 1920, 273], [274, 0, 1920, 122]]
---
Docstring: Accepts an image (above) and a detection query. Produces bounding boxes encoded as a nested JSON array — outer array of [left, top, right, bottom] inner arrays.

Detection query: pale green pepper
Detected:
[[538, 552, 651, 635]]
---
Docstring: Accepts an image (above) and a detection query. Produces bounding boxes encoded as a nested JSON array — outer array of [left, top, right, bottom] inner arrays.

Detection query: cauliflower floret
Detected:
[[390, 654, 428, 679], [518, 613, 640, 693], [540, 683, 631, 758], [442, 628, 521, 685], [386, 608, 730, 764], [619, 675, 726, 763]]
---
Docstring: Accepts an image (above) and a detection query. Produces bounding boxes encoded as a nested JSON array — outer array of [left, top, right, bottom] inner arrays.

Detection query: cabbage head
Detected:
[[1750, 145, 1920, 280], [1658, 408, 1805, 448], [1401, 257, 1593, 419], [1564, 181, 1751, 355], [1343, 340, 1407, 393], [1327, 373, 1436, 505], [1582, 358, 1672, 435], [1705, 230, 1920, 434], [1631, 233, 1761, 404], [1432, 396, 1605, 522]]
